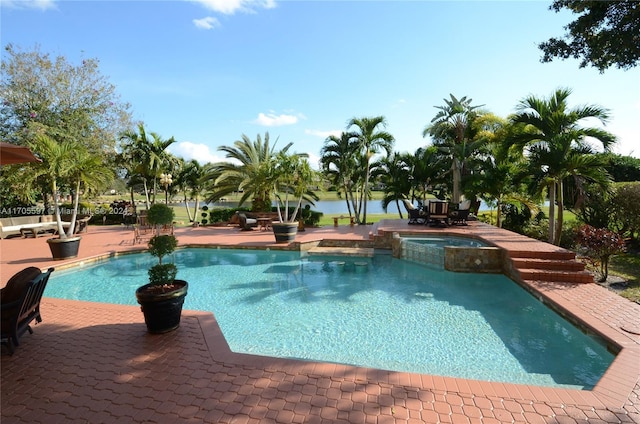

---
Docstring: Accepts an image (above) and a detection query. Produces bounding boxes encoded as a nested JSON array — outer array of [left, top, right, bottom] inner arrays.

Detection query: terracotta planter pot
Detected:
[[135, 280, 188, 334], [271, 222, 298, 243], [47, 236, 82, 260]]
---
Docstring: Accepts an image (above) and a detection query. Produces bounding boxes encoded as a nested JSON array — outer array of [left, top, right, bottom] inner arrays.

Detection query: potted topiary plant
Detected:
[[269, 151, 318, 243], [134, 203, 188, 333]]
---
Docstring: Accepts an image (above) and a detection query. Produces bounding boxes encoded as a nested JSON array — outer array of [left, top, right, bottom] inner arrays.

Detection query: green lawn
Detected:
[[610, 253, 640, 303]]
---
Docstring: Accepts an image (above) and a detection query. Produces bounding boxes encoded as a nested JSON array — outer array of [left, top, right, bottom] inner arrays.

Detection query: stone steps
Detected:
[[508, 250, 576, 261], [517, 268, 594, 284], [511, 257, 585, 272], [509, 251, 593, 284]]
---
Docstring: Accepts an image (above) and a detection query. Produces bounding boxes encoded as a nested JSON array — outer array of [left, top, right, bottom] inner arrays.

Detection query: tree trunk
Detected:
[[548, 182, 556, 244], [452, 159, 462, 204], [554, 180, 564, 246], [183, 193, 193, 222]]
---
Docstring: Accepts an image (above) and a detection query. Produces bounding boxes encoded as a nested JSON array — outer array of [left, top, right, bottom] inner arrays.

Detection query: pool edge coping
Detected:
[[44, 241, 639, 409]]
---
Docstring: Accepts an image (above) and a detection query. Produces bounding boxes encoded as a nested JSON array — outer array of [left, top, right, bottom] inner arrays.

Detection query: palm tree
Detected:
[[373, 152, 412, 218], [423, 94, 486, 203], [30, 134, 113, 237], [205, 132, 292, 211], [320, 132, 360, 219], [511, 88, 616, 245], [408, 146, 448, 204], [347, 116, 395, 224], [119, 123, 176, 208], [175, 159, 207, 223], [474, 130, 538, 228]]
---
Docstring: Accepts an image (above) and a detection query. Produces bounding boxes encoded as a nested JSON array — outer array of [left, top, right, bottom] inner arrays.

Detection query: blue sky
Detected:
[[2, 0, 639, 167]]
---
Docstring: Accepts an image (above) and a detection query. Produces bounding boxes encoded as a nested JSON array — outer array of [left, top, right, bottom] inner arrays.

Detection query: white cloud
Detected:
[[1, 0, 57, 10], [170, 141, 226, 164], [253, 112, 301, 127], [304, 129, 342, 139], [193, 16, 220, 30], [189, 0, 276, 15]]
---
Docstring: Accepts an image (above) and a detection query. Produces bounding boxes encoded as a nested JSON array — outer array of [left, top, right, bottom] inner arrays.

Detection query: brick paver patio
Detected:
[[1, 220, 639, 423]]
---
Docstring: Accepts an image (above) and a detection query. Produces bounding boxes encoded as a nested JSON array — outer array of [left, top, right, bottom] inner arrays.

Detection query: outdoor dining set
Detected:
[[401, 198, 471, 227]]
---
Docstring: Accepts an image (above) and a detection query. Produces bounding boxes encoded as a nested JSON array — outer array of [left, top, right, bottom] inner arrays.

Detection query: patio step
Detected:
[[508, 250, 576, 261], [307, 246, 375, 257], [517, 268, 593, 284], [511, 257, 585, 272]]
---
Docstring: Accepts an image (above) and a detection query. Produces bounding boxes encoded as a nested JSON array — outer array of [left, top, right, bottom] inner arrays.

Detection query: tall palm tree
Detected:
[[410, 146, 448, 204], [320, 132, 360, 219], [511, 88, 616, 245], [31, 134, 113, 237], [423, 94, 486, 203], [119, 123, 176, 208], [205, 132, 292, 211], [373, 152, 412, 218], [347, 116, 395, 224], [175, 159, 206, 223]]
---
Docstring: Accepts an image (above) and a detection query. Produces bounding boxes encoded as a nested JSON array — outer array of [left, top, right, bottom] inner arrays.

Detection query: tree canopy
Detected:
[[1, 44, 132, 151], [539, 0, 640, 72]]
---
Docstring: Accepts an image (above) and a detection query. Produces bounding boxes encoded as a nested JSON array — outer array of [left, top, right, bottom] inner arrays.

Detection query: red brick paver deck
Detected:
[[2, 221, 639, 423]]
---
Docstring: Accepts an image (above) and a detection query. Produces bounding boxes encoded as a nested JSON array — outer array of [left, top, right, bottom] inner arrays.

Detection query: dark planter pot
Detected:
[[135, 280, 188, 334], [47, 236, 82, 260], [272, 222, 298, 243]]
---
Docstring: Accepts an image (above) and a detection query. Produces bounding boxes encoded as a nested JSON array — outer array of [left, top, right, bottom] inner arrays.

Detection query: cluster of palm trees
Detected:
[[113, 88, 615, 246], [118, 123, 207, 223], [320, 89, 615, 246]]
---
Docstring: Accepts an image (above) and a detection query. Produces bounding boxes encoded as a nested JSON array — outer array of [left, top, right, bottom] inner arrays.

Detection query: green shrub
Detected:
[[146, 203, 174, 226], [148, 234, 178, 263], [148, 263, 178, 286]]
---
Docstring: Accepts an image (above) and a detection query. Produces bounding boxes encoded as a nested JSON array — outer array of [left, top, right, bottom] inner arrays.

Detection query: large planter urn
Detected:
[[135, 280, 188, 334], [272, 221, 298, 243], [47, 236, 82, 260]]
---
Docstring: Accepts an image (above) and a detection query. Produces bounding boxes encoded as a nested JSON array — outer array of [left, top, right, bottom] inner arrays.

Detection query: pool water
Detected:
[[402, 236, 488, 247], [47, 248, 614, 389]]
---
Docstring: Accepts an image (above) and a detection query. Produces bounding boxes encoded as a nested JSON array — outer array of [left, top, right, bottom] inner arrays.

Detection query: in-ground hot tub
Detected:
[[398, 235, 503, 272]]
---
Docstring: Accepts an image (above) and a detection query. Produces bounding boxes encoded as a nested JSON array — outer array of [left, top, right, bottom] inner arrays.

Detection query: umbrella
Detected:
[[0, 142, 42, 165]]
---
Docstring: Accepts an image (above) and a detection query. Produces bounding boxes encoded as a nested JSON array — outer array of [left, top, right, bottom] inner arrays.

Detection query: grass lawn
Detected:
[[610, 252, 640, 303]]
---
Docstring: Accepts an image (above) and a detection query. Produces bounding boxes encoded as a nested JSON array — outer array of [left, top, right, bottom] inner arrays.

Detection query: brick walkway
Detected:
[[1, 221, 639, 423]]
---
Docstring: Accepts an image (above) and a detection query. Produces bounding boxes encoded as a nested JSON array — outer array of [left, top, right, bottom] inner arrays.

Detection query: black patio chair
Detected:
[[1, 267, 54, 355], [401, 199, 426, 225], [237, 213, 257, 231], [449, 200, 471, 226]]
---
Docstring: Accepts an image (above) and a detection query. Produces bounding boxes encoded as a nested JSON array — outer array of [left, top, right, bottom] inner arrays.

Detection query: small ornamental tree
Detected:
[[145, 204, 178, 288], [575, 224, 626, 282]]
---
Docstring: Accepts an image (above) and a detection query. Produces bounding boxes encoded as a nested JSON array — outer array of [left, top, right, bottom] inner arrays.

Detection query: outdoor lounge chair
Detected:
[[401, 199, 426, 225], [236, 212, 257, 231], [1, 267, 54, 355], [448, 199, 471, 226], [427, 200, 449, 227]]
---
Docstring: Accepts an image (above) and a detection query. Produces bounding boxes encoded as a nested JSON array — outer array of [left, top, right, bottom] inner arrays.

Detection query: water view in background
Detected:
[[187, 199, 497, 215]]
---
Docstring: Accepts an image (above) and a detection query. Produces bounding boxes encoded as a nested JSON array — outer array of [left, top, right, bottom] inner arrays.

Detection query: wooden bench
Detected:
[[333, 216, 355, 227]]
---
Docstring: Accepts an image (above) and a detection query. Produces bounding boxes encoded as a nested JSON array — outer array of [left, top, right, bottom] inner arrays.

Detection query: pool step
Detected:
[[508, 250, 576, 261], [517, 268, 593, 284], [511, 258, 585, 272], [307, 246, 375, 257]]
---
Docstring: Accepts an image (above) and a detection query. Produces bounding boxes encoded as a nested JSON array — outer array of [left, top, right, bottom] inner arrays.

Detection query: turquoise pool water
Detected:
[[402, 236, 488, 247], [46, 248, 614, 389]]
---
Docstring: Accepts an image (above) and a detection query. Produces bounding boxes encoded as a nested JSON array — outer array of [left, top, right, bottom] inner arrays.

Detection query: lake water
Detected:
[[190, 199, 497, 215]]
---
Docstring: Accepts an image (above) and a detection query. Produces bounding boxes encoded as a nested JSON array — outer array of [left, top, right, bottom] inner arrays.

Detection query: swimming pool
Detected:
[[46, 248, 614, 389]]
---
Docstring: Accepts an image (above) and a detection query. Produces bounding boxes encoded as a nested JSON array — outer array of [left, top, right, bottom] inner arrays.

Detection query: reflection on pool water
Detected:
[[47, 248, 614, 389]]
